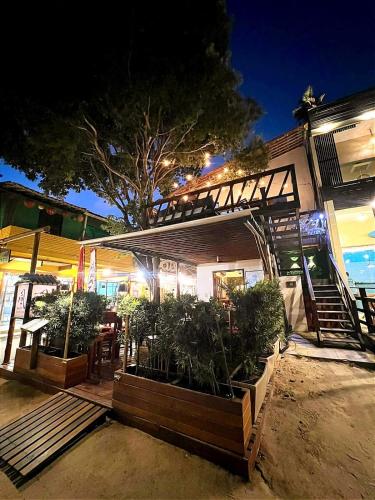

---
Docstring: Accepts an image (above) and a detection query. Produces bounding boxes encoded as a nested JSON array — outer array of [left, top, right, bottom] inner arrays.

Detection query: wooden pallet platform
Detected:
[[0, 392, 108, 487]]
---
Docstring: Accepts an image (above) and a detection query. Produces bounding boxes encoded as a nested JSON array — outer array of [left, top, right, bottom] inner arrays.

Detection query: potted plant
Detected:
[[14, 290, 107, 388], [112, 295, 252, 477], [229, 280, 285, 423], [117, 294, 140, 371]]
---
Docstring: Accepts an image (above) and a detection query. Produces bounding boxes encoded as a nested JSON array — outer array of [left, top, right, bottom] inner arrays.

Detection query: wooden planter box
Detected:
[[259, 339, 280, 385], [14, 347, 88, 388], [112, 371, 252, 477], [230, 339, 279, 424]]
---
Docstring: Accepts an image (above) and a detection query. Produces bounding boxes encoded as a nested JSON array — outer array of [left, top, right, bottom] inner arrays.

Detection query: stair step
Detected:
[[318, 318, 352, 323], [270, 221, 298, 229], [314, 291, 340, 295], [317, 304, 349, 314], [320, 327, 356, 333], [313, 285, 337, 290], [272, 230, 300, 238], [316, 302, 345, 307]]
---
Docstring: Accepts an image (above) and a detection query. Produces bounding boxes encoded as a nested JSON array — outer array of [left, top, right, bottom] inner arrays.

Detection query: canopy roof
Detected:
[[81, 209, 262, 266]]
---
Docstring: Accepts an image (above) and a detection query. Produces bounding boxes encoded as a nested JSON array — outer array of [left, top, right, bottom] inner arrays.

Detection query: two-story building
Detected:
[[0, 182, 136, 335]]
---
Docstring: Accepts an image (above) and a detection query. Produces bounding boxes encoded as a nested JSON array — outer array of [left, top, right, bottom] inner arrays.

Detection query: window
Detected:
[[335, 120, 375, 182], [213, 269, 244, 302]]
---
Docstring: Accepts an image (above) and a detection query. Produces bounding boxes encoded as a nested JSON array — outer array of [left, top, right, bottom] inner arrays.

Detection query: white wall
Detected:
[[196, 259, 264, 301], [278, 276, 308, 332], [268, 146, 316, 212]]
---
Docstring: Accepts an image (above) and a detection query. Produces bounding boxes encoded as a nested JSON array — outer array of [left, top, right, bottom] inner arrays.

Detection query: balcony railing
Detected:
[[148, 164, 299, 227]]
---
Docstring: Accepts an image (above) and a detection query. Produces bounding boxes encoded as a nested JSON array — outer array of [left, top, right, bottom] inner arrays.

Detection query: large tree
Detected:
[[0, 1, 263, 231]]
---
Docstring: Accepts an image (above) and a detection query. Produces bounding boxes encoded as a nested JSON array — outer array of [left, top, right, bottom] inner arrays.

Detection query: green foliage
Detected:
[[117, 294, 140, 319], [230, 280, 285, 376], [33, 291, 107, 353], [0, 2, 262, 230]]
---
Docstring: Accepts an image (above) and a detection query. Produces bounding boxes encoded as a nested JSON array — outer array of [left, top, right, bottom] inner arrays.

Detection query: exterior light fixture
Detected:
[[316, 123, 336, 134], [102, 268, 112, 277], [357, 110, 375, 121]]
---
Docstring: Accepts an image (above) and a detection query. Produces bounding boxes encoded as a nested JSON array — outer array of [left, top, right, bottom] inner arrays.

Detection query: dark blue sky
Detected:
[[2, 0, 375, 216]]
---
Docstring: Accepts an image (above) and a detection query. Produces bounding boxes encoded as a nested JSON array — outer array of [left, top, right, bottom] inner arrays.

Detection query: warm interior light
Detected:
[[102, 268, 112, 277], [357, 110, 375, 121], [136, 270, 146, 282], [316, 123, 336, 134]]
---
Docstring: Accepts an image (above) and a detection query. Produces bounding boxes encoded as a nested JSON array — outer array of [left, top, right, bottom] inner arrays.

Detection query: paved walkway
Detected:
[[286, 333, 375, 367]]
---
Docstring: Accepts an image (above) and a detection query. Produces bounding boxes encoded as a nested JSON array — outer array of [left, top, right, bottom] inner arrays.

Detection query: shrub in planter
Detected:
[[33, 290, 108, 354], [230, 279, 285, 377], [173, 297, 233, 396]]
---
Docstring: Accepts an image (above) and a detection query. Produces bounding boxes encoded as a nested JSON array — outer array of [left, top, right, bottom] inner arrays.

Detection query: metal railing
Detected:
[[355, 287, 375, 335], [328, 253, 363, 346], [148, 164, 300, 227], [303, 255, 320, 343]]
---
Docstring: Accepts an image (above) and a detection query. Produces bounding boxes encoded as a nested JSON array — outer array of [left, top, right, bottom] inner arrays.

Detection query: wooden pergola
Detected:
[[80, 208, 273, 302]]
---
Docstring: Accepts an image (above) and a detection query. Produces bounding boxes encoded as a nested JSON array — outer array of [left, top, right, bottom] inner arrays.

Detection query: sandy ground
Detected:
[[0, 355, 374, 499]]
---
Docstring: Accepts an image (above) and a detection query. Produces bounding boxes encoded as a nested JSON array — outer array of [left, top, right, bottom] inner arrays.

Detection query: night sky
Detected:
[[1, 0, 374, 216]]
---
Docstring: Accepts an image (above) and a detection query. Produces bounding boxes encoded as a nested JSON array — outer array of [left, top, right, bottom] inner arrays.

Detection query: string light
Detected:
[[182, 195, 189, 201], [162, 159, 171, 167], [224, 167, 229, 173], [217, 174, 223, 180], [173, 182, 179, 188], [205, 159, 211, 167], [237, 169, 243, 176], [204, 152, 210, 160], [206, 181, 211, 187], [186, 174, 193, 181]]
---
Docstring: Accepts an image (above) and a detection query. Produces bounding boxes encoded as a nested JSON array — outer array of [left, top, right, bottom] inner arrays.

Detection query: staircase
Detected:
[[313, 282, 362, 348], [267, 209, 304, 277]]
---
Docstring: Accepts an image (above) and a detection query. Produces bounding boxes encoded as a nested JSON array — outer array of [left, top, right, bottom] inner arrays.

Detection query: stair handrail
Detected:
[[328, 253, 362, 337], [303, 255, 320, 338]]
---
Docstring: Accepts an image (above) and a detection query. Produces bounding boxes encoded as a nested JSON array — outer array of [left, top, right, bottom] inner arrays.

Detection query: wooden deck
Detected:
[[0, 392, 108, 486]]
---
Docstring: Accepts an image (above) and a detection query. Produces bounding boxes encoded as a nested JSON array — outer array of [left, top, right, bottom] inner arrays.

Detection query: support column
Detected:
[[152, 256, 160, 304], [176, 262, 180, 299], [19, 232, 41, 347], [2, 283, 19, 364]]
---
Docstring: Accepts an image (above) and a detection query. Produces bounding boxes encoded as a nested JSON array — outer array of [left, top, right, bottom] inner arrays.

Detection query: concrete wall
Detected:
[[268, 146, 316, 212], [279, 276, 308, 332], [196, 259, 264, 301]]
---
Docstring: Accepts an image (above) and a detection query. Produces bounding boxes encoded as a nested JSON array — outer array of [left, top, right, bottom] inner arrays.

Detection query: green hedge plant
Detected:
[[33, 290, 107, 354]]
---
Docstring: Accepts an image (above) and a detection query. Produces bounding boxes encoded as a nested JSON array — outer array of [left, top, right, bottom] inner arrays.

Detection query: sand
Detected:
[[0, 355, 374, 499]]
